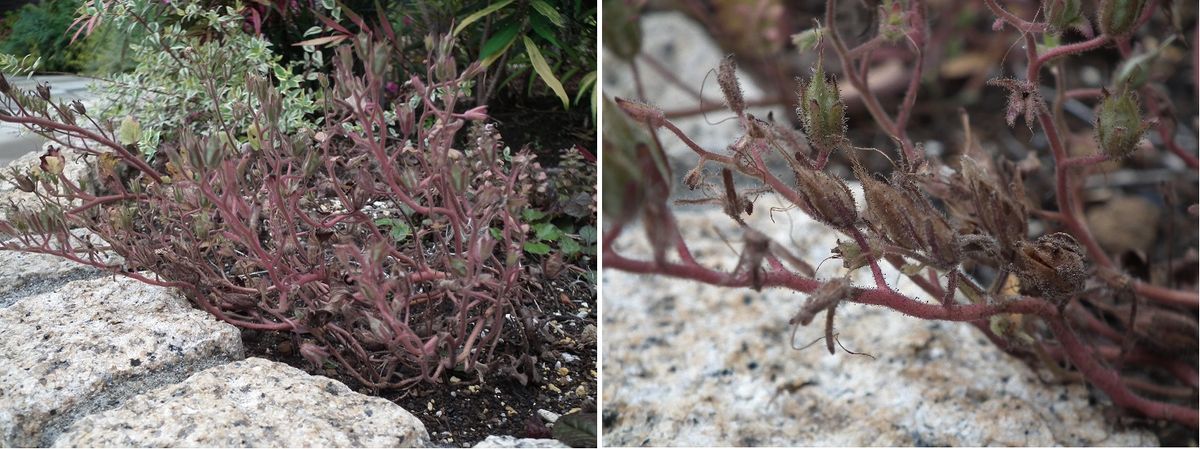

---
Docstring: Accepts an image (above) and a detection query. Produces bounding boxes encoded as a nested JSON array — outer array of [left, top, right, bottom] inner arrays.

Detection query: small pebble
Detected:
[[538, 409, 561, 423]]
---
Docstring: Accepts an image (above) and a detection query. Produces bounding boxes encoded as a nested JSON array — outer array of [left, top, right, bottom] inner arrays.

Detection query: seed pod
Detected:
[[797, 60, 846, 151], [792, 164, 857, 230], [1094, 87, 1149, 159], [857, 164, 958, 268], [614, 97, 665, 128], [35, 82, 50, 101], [1014, 232, 1087, 303], [718, 55, 745, 115], [959, 157, 1027, 256], [1046, 0, 1083, 33], [1097, 0, 1146, 36], [682, 160, 705, 191], [0, 73, 9, 94]]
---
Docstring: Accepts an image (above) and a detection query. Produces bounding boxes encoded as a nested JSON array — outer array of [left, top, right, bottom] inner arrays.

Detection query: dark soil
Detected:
[[241, 269, 597, 447], [489, 94, 595, 167]]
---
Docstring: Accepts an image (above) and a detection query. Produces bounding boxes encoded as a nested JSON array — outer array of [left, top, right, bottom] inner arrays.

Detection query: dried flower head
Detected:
[[1014, 232, 1087, 303]]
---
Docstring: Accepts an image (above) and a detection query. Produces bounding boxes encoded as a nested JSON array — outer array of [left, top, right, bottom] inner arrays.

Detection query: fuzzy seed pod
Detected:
[[1014, 232, 1087, 303], [792, 165, 857, 230], [718, 55, 745, 115], [1097, 0, 1146, 36], [1094, 87, 1149, 159], [959, 157, 1028, 256], [614, 97, 665, 128], [797, 60, 846, 151], [857, 165, 958, 268], [1046, 0, 1083, 33]]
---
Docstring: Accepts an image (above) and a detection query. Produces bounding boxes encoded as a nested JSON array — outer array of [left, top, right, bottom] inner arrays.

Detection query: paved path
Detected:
[[0, 75, 101, 166]]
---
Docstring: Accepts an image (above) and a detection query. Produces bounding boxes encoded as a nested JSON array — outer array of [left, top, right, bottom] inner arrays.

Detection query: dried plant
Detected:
[[603, 0, 1197, 428], [0, 28, 550, 389]]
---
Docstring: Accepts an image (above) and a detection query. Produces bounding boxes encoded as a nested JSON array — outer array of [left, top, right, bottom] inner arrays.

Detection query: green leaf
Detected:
[[559, 237, 581, 255], [534, 222, 561, 241], [522, 36, 569, 109], [575, 71, 596, 106], [480, 23, 521, 67], [521, 209, 547, 222], [529, 11, 561, 48], [579, 225, 597, 244], [530, 0, 565, 28], [489, 227, 503, 240], [552, 412, 597, 448], [523, 241, 551, 255], [374, 218, 411, 242], [453, 0, 514, 36]]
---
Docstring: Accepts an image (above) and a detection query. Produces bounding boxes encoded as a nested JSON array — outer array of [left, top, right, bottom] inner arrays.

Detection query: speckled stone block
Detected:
[[0, 233, 115, 307], [0, 276, 243, 446], [473, 436, 568, 448], [54, 357, 430, 447]]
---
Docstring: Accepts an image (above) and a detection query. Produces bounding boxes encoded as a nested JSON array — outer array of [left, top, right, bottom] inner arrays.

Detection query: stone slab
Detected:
[[54, 357, 430, 447], [0, 276, 243, 446]]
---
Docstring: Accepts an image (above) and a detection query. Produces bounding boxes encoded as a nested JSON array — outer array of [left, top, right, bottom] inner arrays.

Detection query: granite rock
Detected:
[[0, 232, 117, 308], [0, 276, 243, 446], [473, 435, 568, 448], [601, 195, 1158, 446], [54, 357, 430, 447]]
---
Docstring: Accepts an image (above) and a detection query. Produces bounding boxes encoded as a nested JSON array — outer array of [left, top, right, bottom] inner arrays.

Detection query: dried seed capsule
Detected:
[[797, 60, 846, 151], [0, 73, 10, 94], [857, 164, 958, 268], [1097, 0, 1146, 36], [1014, 232, 1087, 303], [718, 55, 745, 115], [792, 164, 857, 230], [1094, 87, 1149, 159], [35, 82, 50, 101]]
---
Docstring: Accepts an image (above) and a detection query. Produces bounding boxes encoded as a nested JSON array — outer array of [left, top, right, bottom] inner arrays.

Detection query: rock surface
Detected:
[[0, 276, 243, 447], [54, 357, 430, 447], [602, 12, 1158, 446], [473, 435, 568, 448], [0, 242, 102, 308]]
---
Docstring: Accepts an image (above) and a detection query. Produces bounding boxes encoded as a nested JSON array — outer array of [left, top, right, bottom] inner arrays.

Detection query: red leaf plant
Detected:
[[0, 34, 549, 389]]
